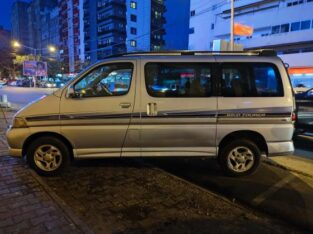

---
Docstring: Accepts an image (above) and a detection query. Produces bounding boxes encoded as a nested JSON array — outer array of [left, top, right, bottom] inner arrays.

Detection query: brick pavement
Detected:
[[42, 159, 302, 234], [0, 110, 304, 234], [0, 111, 89, 234]]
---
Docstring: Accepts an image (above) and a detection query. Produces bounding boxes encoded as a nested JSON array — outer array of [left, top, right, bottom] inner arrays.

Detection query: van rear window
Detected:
[[221, 63, 284, 97]]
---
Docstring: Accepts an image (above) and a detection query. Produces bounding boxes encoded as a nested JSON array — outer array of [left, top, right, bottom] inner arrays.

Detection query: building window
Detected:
[[130, 1, 137, 9], [271, 25, 280, 34], [291, 22, 300, 31], [211, 23, 214, 30], [130, 40, 136, 47], [154, 11, 162, 19], [189, 27, 194, 34], [190, 10, 195, 17], [280, 24, 290, 33], [301, 20, 311, 30], [130, 14, 137, 22], [131, 27, 137, 35]]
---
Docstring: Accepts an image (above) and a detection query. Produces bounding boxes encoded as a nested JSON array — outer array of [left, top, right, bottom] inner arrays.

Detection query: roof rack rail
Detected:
[[103, 49, 277, 59]]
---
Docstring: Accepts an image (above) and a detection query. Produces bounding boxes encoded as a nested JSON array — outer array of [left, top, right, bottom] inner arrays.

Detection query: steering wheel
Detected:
[[95, 83, 112, 96]]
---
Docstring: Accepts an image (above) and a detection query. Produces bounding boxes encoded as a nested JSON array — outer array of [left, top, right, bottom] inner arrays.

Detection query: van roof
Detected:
[[105, 49, 277, 59]]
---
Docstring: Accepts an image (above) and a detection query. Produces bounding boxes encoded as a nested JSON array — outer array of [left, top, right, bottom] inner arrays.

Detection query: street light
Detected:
[[48, 45, 57, 53], [11, 40, 58, 55], [12, 40, 21, 48]]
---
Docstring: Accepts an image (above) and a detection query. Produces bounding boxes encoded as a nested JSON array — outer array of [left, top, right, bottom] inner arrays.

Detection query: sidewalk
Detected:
[[0, 111, 91, 233], [266, 135, 313, 178]]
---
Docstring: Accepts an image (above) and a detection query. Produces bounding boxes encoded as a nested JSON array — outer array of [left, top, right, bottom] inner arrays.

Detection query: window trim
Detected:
[[71, 62, 134, 99], [218, 62, 284, 98], [144, 62, 216, 98]]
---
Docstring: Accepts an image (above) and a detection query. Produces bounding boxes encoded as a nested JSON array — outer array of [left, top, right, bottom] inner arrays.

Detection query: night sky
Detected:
[[0, 0, 30, 30]]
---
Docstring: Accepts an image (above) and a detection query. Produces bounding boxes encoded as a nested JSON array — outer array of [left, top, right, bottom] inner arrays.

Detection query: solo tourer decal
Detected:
[[25, 107, 292, 122]]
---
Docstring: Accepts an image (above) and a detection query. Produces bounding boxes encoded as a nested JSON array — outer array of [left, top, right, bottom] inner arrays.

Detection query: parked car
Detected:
[[295, 88, 313, 132], [15, 78, 34, 87], [0, 79, 8, 87], [7, 79, 17, 86], [293, 84, 310, 94], [6, 50, 295, 176]]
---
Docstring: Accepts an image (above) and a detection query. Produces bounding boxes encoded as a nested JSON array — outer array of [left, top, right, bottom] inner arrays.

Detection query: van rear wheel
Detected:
[[26, 136, 70, 176], [218, 139, 261, 177]]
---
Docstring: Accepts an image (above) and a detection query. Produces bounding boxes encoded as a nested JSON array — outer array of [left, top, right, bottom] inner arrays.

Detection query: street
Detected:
[[0, 86, 56, 108], [0, 86, 313, 233]]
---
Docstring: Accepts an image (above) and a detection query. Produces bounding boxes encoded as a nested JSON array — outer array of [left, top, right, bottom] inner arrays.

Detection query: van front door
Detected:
[[60, 61, 136, 158], [139, 60, 217, 157]]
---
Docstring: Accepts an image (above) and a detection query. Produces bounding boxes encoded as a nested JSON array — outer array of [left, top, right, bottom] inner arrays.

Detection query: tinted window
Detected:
[[301, 20, 311, 30], [291, 22, 300, 31], [271, 25, 280, 34], [281, 24, 289, 33], [221, 63, 283, 97], [145, 63, 212, 97], [74, 63, 133, 98]]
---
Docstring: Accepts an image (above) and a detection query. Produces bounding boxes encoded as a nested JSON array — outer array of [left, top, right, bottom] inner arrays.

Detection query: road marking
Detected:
[[252, 174, 295, 206]]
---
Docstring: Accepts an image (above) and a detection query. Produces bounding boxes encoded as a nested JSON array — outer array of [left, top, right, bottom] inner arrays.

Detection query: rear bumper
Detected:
[[8, 147, 23, 157], [267, 141, 294, 156]]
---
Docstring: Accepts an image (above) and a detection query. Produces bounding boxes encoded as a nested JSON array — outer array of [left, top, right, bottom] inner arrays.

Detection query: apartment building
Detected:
[[11, 1, 31, 48], [85, 0, 190, 64], [58, 0, 85, 73], [189, 0, 313, 87]]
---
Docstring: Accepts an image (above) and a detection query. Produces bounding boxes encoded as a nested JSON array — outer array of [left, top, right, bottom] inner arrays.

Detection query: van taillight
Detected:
[[292, 112, 297, 122]]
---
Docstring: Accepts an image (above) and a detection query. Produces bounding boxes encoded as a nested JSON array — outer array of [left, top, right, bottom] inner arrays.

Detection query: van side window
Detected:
[[221, 63, 283, 97], [145, 63, 212, 97], [74, 63, 133, 98]]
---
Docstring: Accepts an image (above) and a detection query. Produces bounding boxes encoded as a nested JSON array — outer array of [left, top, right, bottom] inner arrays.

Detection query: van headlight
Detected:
[[12, 117, 28, 128]]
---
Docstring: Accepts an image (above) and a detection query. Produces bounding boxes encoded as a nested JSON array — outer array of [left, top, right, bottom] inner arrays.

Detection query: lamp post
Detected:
[[11, 40, 57, 60], [230, 0, 234, 51], [11, 40, 58, 87]]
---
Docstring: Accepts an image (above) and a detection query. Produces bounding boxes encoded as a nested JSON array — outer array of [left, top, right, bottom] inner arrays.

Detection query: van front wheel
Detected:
[[26, 137, 70, 176], [219, 139, 261, 177]]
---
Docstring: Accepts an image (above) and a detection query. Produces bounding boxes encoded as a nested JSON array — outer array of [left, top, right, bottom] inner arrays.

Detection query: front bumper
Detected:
[[6, 126, 30, 157], [8, 147, 23, 157], [267, 141, 294, 156]]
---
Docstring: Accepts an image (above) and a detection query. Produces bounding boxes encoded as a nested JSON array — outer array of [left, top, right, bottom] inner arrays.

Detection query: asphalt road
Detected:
[[0, 86, 56, 107], [145, 155, 313, 232]]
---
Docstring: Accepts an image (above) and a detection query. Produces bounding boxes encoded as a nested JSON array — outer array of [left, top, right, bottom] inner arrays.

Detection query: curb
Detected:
[[263, 158, 313, 179], [29, 170, 94, 234]]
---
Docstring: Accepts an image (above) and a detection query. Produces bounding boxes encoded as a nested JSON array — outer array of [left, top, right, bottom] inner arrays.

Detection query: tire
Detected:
[[218, 139, 261, 177], [26, 136, 70, 176]]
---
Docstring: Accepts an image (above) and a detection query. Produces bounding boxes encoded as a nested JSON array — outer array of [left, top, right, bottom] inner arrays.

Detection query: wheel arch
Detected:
[[22, 132, 74, 160], [218, 130, 268, 157]]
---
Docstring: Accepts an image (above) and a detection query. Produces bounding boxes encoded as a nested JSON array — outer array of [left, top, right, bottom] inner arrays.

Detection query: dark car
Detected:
[[295, 88, 313, 132], [16, 78, 33, 87]]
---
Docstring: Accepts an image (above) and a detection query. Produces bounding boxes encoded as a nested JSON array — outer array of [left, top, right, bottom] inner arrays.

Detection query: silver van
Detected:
[[6, 50, 295, 176]]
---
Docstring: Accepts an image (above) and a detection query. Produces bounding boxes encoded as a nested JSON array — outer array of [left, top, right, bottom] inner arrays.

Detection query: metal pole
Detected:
[[230, 0, 234, 51], [33, 48, 37, 88]]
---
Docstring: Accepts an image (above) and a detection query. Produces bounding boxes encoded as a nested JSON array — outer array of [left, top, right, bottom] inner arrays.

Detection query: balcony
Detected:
[[97, 13, 126, 23], [98, 27, 126, 36], [97, 0, 126, 10]]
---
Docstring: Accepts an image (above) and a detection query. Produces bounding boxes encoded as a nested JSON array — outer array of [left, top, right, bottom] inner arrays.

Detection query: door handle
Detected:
[[119, 103, 131, 108], [147, 103, 157, 116]]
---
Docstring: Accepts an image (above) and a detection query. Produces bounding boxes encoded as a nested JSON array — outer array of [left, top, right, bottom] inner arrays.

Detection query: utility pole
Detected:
[[230, 0, 234, 51]]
